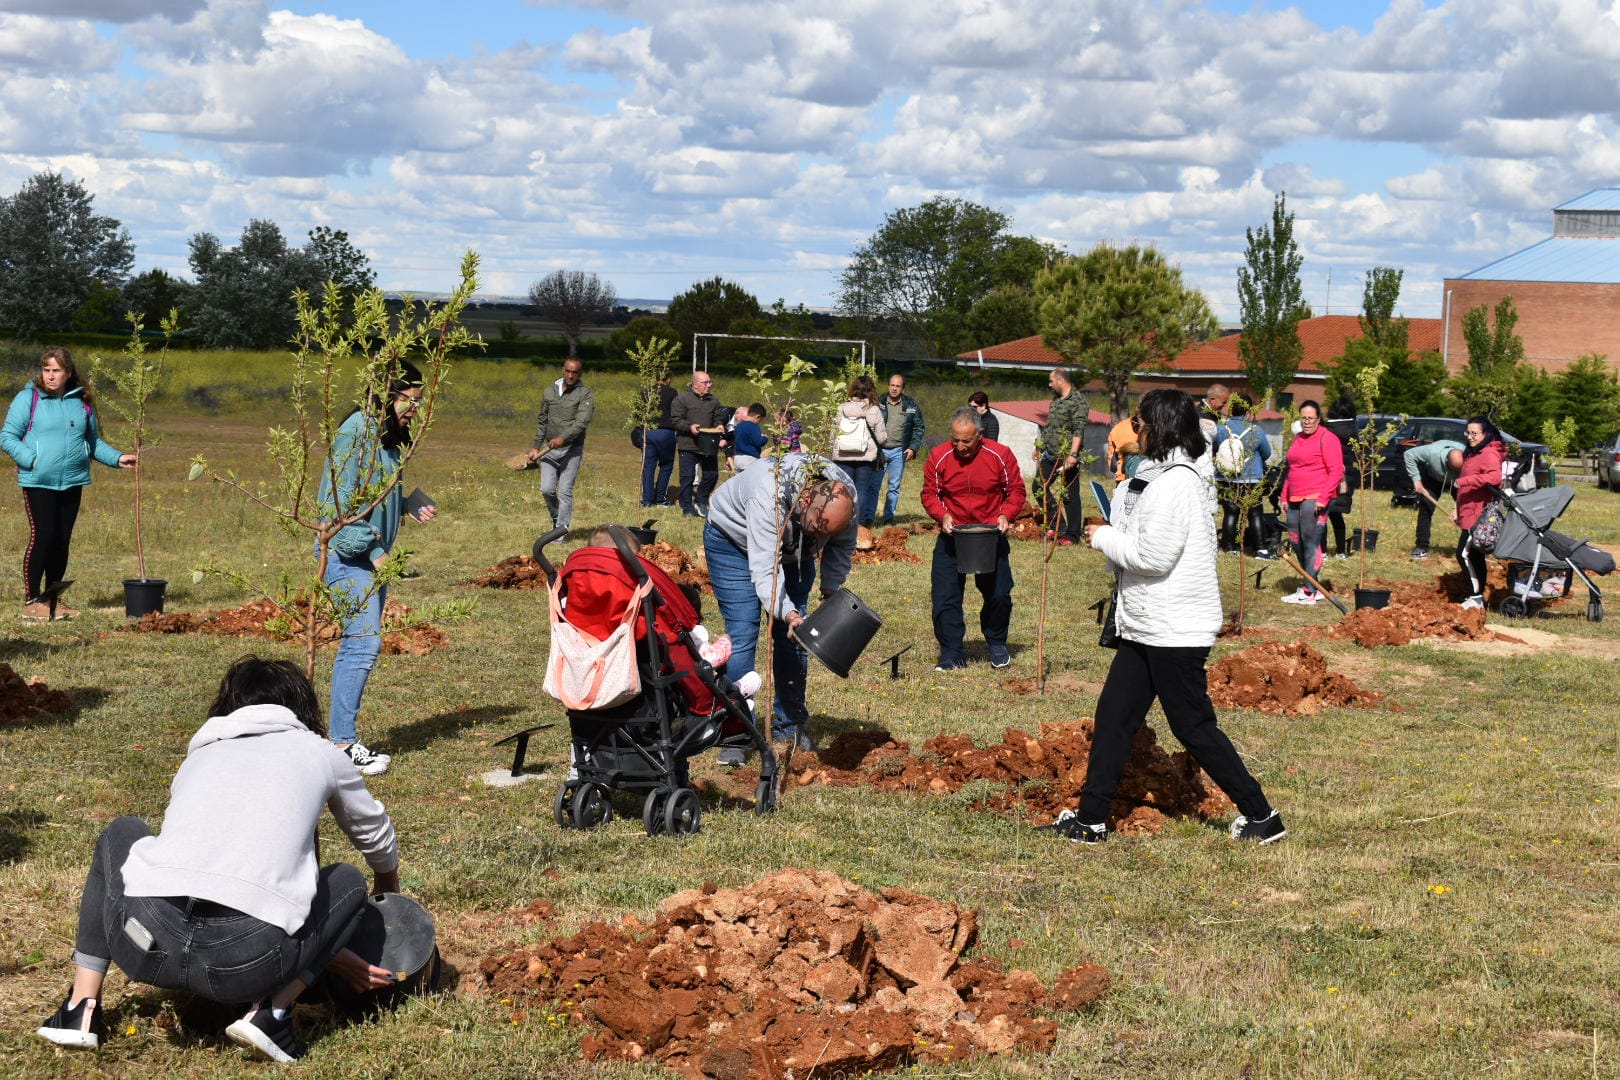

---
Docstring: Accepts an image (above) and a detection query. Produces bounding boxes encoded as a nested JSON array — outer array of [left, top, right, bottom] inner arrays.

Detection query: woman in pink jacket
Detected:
[[1451, 416, 1506, 610], [1279, 401, 1343, 605]]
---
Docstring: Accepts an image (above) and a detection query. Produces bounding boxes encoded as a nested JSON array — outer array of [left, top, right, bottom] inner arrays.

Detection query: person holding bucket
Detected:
[[704, 454, 858, 757], [921, 409, 1027, 671], [35, 656, 404, 1063], [671, 370, 727, 517]]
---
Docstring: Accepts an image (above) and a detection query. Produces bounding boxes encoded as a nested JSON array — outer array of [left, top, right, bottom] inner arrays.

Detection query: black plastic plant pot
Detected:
[[123, 578, 167, 618], [326, 892, 440, 1022], [951, 524, 1001, 575], [1348, 528, 1380, 553], [1353, 587, 1391, 610], [793, 587, 883, 678]]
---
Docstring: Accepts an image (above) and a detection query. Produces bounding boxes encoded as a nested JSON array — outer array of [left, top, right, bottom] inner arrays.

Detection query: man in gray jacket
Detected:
[[670, 370, 727, 517], [527, 358, 595, 532], [704, 454, 857, 757], [1403, 438, 1462, 559], [877, 373, 925, 526]]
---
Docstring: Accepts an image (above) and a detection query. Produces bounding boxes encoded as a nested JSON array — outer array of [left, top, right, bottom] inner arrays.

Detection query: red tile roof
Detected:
[[992, 401, 1113, 426], [958, 315, 1443, 374]]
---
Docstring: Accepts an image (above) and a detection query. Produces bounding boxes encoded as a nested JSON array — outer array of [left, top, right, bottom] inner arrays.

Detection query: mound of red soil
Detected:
[[642, 541, 712, 594], [131, 597, 446, 655], [479, 868, 1108, 1079], [1328, 577, 1517, 648], [0, 664, 73, 723], [1207, 641, 1381, 716], [851, 527, 921, 565], [469, 555, 548, 589], [793, 721, 1232, 834]]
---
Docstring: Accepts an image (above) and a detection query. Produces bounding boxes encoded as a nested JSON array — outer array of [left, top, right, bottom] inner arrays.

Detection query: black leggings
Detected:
[[1457, 532, 1488, 598], [22, 486, 82, 603]]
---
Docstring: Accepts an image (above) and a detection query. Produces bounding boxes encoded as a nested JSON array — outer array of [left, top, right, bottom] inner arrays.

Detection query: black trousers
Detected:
[[22, 485, 82, 603], [1217, 483, 1266, 551], [1414, 487, 1439, 550], [930, 533, 1013, 664], [677, 451, 718, 512], [1037, 455, 1082, 541], [1079, 640, 1271, 824]]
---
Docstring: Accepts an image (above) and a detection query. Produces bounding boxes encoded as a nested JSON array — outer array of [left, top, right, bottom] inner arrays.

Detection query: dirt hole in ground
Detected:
[[783, 720, 1233, 834], [851, 527, 921, 565], [0, 664, 73, 724], [128, 597, 446, 655], [1207, 641, 1382, 716], [478, 868, 1109, 1079]]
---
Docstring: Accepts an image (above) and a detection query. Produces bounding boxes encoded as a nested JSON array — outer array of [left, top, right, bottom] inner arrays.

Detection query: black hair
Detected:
[[1462, 415, 1504, 458], [1137, 389, 1206, 461], [1297, 399, 1322, 418], [353, 358, 425, 449], [210, 655, 324, 737], [748, 402, 766, 420], [1328, 394, 1357, 421], [1228, 396, 1249, 418]]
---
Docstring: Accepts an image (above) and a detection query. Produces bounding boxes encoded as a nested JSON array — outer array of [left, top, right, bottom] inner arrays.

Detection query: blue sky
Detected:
[[1, 0, 1613, 324]]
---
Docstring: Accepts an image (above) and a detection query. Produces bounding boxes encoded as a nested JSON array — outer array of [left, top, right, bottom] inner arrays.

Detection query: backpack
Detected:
[[1214, 422, 1256, 477], [834, 410, 871, 456]]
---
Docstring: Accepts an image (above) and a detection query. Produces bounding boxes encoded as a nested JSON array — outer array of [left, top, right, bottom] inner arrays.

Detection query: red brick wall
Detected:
[[1441, 279, 1620, 373]]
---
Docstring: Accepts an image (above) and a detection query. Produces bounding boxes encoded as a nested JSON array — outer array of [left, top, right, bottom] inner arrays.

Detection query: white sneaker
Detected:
[[1281, 589, 1318, 605], [343, 741, 391, 775], [1460, 595, 1485, 611]]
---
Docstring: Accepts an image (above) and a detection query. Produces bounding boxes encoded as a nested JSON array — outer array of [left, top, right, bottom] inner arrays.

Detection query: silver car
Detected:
[[1596, 431, 1620, 490]]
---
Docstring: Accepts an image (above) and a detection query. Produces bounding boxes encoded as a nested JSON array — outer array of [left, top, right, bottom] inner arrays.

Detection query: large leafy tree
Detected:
[[1449, 296, 1531, 426], [121, 269, 195, 330], [1236, 192, 1310, 407], [838, 197, 1060, 358], [528, 269, 617, 358], [1461, 295, 1525, 375], [1036, 243, 1218, 420], [1551, 354, 1620, 447], [0, 171, 134, 337], [187, 221, 373, 349], [664, 276, 762, 364]]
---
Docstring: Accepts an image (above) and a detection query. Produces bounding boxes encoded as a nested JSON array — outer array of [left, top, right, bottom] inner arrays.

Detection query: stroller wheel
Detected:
[[1499, 596, 1528, 619], [1589, 598, 1604, 623], [663, 788, 701, 835], [643, 789, 670, 836], [554, 783, 578, 829], [572, 783, 613, 830], [754, 777, 778, 814]]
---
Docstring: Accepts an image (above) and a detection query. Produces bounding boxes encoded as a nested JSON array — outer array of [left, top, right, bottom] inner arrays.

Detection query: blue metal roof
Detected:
[[1555, 189, 1620, 211], [1456, 237, 1620, 284]]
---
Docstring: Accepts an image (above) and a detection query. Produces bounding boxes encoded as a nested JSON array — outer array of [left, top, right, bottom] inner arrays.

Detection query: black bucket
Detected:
[[327, 892, 441, 1021], [628, 518, 658, 547], [952, 524, 1000, 575], [793, 587, 882, 678], [1353, 587, 1391, 610], [123, 578, 167, 618], [696, 429, 723, 456], [1348, 528, 1379, 553]]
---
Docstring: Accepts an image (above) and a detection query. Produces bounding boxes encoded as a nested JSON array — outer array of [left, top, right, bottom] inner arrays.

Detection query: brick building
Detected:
[[1443, 190, 1620, 372]]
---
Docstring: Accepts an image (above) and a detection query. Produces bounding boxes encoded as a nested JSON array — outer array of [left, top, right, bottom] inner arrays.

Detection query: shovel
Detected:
[[1279, 552, 1350, 615]]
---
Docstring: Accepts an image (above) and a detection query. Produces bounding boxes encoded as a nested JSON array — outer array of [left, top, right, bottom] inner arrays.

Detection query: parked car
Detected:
[[1595, 430, 1620, 491], [1340, 415, 1551, 504]]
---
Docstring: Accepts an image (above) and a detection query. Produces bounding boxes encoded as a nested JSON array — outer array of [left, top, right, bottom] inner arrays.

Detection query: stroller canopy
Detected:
[[1494, 486, 1615, 574]]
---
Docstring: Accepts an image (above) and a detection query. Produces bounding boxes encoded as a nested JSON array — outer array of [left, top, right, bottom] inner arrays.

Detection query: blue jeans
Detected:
[[324, 554, 384, 746], [641, 429, 676, 506], [930, 532, 1013, 665], [75, 817, 368, 1003], [879, 447, 907, 522], [845, 460, 882, 526], [703, 522, 815, 732]]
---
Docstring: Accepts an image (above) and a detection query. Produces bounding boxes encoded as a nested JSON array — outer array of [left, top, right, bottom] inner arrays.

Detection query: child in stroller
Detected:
[[534, 524, 779, 836]]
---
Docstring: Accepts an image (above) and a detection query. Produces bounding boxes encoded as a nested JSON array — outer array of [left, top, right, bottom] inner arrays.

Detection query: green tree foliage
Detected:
[[665, 276, 762, 362], [1375, 349, 1450, 416], [965, 284, 1039, 350], [1461, 296, 1524, 375], [1322, 266, 1447, 414], [837, 196, 1060, 357], [71, 281, 124, 333], [528, 269, 617, 358], [305, 226, 376, 298], [121, 269, 194, 331], [1550, 354, 1620, 447], [188, 221, 336, 349], [0, 171, 134, 337], [1035, 243, 1217, 419], [1236, 192, 1310, 407], [609, 315, 674, 360]]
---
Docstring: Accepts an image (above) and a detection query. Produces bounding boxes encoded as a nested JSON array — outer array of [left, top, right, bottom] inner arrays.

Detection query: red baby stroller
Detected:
[[532, 525, 779, 835]]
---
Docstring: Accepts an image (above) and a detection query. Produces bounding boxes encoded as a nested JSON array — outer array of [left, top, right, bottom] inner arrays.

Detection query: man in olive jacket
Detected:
[[877, 373, 926, 526], [527, 358, 595, 531], [670, 370, 727, 517]]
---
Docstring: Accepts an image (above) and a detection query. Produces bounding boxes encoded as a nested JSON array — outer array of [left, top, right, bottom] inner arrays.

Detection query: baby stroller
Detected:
[[1488, 485, 1613, 622], [532, 525, 779, 836]]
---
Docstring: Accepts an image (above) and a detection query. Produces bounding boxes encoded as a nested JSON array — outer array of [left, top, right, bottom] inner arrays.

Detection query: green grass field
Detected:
[[1, 355, 1618, 1078]]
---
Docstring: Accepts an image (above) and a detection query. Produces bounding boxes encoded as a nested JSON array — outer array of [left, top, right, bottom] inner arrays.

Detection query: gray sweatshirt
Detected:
[[705, 454, 857, 619], [121, 704, 399, 935]]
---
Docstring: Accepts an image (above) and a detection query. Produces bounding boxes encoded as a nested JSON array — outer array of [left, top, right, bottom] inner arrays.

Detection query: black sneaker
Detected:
[[989, 646, 1011, 669], [1035, 809, 1106, 844], [772, 727, 818, 753], [1229, 809, 1287, 844], [1254, 549, 1277, 561], [37, 996, 104, 1049], [716, 746, 748, 768], [226, 1006, 306, 1063]]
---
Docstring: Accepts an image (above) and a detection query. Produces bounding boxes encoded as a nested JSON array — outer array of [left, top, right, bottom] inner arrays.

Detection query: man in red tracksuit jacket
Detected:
[[921, 408, 1029, 671]]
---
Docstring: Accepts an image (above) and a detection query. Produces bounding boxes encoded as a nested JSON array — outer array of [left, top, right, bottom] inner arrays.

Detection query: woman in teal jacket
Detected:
[[316, 361, 435, 776], [0, 347, 135, 620]]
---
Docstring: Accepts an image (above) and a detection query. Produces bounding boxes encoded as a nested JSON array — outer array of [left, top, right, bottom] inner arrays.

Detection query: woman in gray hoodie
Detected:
[[36, 656, 403, 1063]]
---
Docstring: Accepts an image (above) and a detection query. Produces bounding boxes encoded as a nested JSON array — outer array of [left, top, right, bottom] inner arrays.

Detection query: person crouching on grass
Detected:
[[36, 656, 403, 1063], [1038, 389, 1286, 845]]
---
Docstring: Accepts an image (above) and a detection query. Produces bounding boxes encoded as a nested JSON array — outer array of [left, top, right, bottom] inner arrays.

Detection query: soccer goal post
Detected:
[[691, 332, 869, 372]]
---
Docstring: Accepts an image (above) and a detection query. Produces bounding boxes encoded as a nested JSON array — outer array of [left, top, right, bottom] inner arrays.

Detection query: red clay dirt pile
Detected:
[[641, 541, 712, 594], [851, 526, 921, 565], [0, 664, 73, 724], [472, 541, 713, 594], [479, 868, 1109, 1079], [1207, 641, 1381, 716], [1328, 573, 1519, 648], [131, 596, 446, 655], [469, 554, 548, 589], [792, 720, 1233, 835]]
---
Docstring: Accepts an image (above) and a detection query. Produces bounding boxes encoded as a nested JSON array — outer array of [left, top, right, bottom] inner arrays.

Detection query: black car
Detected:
[[1344, 415, 1551, 504]]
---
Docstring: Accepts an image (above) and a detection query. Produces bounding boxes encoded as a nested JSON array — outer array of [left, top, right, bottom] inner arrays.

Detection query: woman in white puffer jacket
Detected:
[[1039, 389, 1286, 846]]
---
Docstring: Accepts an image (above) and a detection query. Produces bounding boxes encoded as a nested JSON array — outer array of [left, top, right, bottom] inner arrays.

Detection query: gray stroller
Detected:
[[1489, 485, 1613, 621]]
